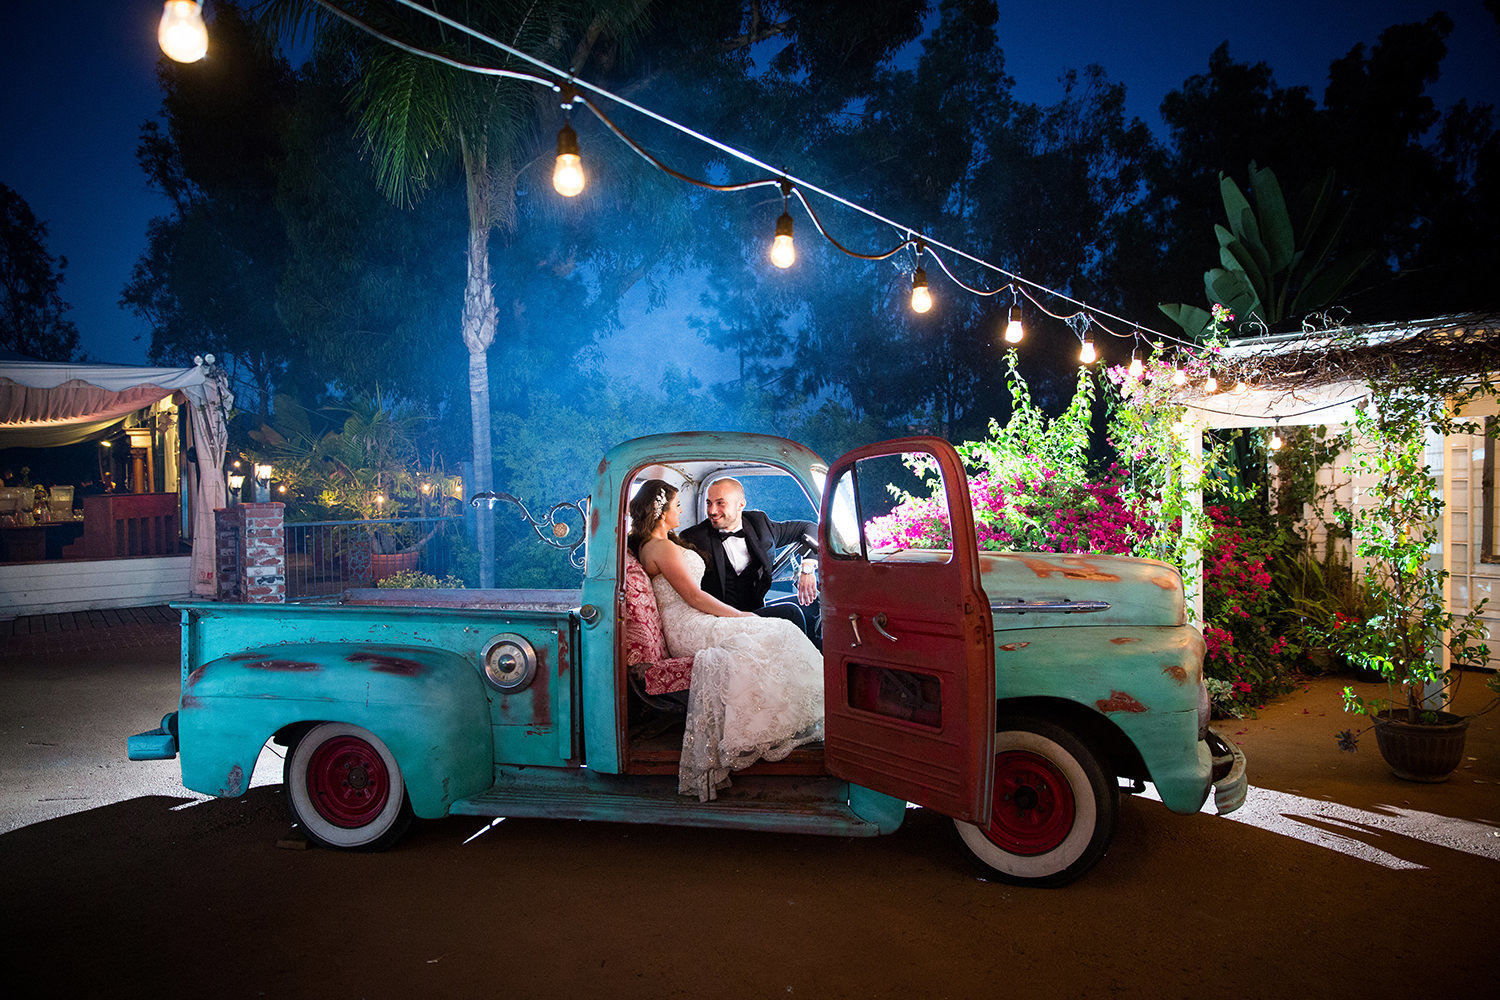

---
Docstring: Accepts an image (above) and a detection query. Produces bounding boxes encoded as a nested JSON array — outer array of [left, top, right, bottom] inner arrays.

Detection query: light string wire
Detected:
[[1185, 392, 1371, 423], [325, 0, 1198, 353]]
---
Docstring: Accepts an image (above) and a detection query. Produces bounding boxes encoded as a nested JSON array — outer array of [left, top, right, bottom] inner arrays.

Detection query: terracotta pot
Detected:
[[368, 550, 419, 581], [1370, 709, 1469, 782]]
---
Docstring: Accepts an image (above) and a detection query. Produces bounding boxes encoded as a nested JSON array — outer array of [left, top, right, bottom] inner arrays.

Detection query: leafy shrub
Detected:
[[376, 570, 466, 589]]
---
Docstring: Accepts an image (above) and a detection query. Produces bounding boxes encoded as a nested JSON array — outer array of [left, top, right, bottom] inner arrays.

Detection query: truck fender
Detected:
[[178, 643, 493, 818]]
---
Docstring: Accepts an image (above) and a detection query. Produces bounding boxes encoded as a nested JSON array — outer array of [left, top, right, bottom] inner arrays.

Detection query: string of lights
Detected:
[[166, 0, 1217, 374], [362, 0, 1211, 358]]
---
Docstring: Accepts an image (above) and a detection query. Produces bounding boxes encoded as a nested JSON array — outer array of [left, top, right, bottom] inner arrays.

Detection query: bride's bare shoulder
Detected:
[[638, 537, 680, 574]]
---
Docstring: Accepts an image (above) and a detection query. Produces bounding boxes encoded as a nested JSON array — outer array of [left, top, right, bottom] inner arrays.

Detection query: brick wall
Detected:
[[213, 502, 286, 603]]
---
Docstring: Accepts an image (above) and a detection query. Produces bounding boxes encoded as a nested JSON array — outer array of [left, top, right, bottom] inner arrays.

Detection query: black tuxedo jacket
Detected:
[[678, 509, 816, 611]]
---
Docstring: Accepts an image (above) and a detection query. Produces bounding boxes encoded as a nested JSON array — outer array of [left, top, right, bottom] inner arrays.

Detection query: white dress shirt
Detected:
[[721, 532, 751, 573]]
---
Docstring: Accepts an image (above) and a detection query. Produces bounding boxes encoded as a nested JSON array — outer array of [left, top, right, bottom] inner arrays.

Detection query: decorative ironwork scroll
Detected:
[[470, 491, 590, 569]]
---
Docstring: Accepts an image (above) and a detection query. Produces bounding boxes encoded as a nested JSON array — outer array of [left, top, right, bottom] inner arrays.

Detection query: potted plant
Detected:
[[1323, 379, 1498, 780], [249, 392, 461, 582]]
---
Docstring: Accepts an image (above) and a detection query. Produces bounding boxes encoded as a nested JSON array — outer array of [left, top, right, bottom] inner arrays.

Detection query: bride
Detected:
[[629, 479, 825, 801]]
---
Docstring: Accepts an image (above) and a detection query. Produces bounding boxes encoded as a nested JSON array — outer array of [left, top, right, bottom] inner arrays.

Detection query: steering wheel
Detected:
[[770, 533, 818, 581]]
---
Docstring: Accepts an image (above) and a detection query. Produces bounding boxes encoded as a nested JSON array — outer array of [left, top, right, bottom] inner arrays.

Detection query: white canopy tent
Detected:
[[0, 355, 233, 597]]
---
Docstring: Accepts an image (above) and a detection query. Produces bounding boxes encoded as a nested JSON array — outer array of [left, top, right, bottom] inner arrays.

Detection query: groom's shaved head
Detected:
[[706, 478, 747, 531]]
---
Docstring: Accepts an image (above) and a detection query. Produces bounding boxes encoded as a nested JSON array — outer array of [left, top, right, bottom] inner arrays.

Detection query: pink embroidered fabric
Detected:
[[622, 552, 693, 694]]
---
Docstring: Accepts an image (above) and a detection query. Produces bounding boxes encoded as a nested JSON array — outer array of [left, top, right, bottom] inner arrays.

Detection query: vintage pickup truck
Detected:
[[130, 433, 1245, 886]]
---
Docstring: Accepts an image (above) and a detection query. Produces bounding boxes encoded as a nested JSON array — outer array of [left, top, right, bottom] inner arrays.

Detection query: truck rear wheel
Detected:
[[285, 722, 413, 851], [954, 717, 1117, 887]]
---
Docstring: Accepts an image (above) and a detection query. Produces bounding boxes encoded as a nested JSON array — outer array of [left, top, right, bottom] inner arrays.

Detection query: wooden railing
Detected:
[[80, 493, 181, 558]]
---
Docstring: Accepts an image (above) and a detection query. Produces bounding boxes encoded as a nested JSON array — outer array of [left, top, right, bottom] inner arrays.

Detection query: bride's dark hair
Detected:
[[627, 479, 690, 558]]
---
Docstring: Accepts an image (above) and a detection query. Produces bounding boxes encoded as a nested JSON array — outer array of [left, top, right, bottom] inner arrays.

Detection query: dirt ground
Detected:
[[2, 622, 1498, 999]]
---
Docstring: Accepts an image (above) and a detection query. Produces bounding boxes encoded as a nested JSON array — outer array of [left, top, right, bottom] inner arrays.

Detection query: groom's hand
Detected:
[[796, 558, 819, 604]]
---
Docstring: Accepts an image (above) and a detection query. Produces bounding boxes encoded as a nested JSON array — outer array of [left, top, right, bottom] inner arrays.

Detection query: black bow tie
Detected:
[[719, 528, 745, 538]]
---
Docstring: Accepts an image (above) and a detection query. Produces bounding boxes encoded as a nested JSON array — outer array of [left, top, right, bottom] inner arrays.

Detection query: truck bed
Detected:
[[342, 588, 582, 612]]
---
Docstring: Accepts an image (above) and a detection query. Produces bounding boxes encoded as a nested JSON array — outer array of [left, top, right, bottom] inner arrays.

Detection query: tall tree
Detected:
[[123, 1, 298, 421], [1149, 15, 1498, 326], [272, 51, 470, 417], [263, 0, 654, 586], [0, 183, 80, 361]]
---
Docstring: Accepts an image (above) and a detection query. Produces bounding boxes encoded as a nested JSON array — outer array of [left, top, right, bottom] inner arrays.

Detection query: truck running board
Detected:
[[451, 769, 894, 837]]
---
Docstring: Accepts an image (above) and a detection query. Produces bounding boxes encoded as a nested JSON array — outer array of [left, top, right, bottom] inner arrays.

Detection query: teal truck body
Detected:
[[130, 432, 1245, 885]]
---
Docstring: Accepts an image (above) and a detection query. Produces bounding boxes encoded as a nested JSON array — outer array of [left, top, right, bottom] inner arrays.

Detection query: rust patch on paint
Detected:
[[180, 694, 203, 709], [557, 634, 571, 676], [1018, 556, 1121, 582], [1162, 664, 1187, 684], [1149, 574, 1176, 590], [348, 651, 425, 676], [1096, 690, 1148, 714], [998, 641, 1031, 652], [244, 659, 319, 672], [1109, 637, 1141, 645], [186, 666, 206, 687], [220, 763, 244, 797]]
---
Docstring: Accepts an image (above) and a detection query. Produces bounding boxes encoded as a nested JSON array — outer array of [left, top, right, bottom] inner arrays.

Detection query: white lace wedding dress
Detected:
[[652, 548, 825, 801]]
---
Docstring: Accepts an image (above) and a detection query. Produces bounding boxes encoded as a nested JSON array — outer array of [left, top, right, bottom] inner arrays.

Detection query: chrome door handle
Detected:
[[872, 612, 897, 642]]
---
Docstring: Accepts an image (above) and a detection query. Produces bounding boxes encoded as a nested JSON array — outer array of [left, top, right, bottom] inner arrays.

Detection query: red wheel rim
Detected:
[[304, 735, 391, 828], [982, 749, 1076, 855]]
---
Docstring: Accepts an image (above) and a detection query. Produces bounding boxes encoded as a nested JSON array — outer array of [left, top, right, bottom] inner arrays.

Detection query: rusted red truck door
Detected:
[[818, 437, 995, 823]]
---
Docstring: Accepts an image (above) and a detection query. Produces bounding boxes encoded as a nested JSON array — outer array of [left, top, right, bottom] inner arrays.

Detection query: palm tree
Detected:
[[263, 0, 648, 584]]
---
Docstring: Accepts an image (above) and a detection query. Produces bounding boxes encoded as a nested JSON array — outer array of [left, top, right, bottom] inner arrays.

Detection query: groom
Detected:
[[679, 477, 822, 647]]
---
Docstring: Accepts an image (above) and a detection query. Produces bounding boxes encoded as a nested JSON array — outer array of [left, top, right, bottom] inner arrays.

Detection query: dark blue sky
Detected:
[[2, 1, 1497, 366]]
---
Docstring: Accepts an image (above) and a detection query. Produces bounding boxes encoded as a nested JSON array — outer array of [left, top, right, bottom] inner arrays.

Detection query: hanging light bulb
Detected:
[[159, 1, 208, 63], [770, 211, 796, 268], [1002, 288, 1024, 344], [769, 180, 796, 269], [1171, 365, 1188, 387], [553, 122, 585, 197], [1080, 337, 1097, 364], [910, 267, 932, 313], [1205, 372, 1219, 393], [1269, 424, 1284, 451], [1127, 352, 1144, 379]]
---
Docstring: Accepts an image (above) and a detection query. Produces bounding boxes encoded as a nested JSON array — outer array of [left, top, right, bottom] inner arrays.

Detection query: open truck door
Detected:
[[818, 437, 995, 823]]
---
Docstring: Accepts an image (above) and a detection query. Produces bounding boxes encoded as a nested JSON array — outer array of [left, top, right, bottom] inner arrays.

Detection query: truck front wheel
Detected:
[[954, 717, 1117, 887], [285, 722, 413, 851]]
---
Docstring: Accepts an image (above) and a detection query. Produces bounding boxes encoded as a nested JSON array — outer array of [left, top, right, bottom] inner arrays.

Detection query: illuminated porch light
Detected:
[[252, 463, 273, 503], [553, 122, 584, 197], [910, 268, 932, 313], [1127, 353, 1144, 379], [159, 1, 208, 63]]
